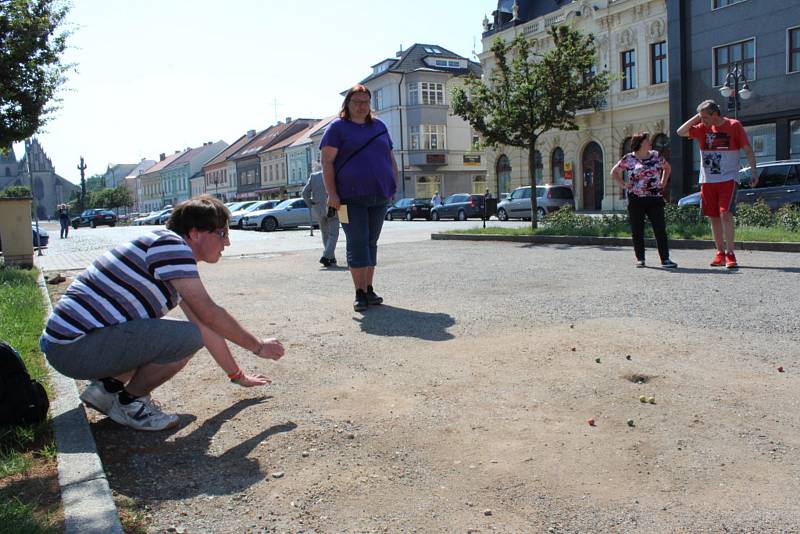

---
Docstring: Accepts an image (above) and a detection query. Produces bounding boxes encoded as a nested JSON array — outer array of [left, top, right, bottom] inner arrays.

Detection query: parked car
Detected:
[[677, 159, 800, 210], [0, 224, 49, 252], [496, 185, 576, 221], [229, 200, 281, 228], [385, 198, 432, 221], [430, 194, 487, 221], [134, 208, 171, 226], [71, 209, 118, 229], [241, 198, 318, 232], [225, 200, 257, 213], [156, 208, 173, 225]]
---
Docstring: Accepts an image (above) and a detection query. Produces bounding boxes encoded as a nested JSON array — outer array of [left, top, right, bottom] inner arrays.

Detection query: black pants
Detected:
[[627, 196, 669, 262]]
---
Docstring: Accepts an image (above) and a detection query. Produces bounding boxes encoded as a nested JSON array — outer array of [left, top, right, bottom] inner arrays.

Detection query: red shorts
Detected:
[[700, 181, 737, 217]]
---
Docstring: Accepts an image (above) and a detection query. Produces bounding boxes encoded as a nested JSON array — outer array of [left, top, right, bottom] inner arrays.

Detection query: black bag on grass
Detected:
[[0, 340, 49, 426]]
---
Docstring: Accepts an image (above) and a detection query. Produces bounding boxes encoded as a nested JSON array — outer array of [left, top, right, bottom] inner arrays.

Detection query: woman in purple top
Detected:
[[321, 84, 398, 311], [610, 131, 677, 268]]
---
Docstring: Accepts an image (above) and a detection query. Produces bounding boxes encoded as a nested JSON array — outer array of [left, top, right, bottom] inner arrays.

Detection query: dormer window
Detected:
[[429, 57, 465, 69]]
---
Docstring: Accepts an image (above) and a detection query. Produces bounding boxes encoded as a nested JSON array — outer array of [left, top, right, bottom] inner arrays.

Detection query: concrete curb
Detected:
[[431, 233, 800, 252], [36, 272, 124, 534]]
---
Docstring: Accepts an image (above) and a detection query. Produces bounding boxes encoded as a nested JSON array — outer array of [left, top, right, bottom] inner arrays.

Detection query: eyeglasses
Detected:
[[211, 229, 228, 238]]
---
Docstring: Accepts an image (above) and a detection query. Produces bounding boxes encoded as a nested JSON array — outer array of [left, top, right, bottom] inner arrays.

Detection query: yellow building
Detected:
[[481, 0, 669, 211]]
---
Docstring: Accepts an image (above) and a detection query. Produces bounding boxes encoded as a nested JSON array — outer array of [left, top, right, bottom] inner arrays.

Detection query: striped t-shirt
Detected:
[[40, 229, 199, 349]]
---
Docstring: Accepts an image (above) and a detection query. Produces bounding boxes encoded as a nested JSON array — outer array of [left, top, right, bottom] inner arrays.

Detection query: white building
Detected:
[[359, 43, 486, 200]]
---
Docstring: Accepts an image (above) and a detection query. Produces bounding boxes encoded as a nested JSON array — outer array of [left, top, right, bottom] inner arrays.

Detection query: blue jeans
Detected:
[[340, 196, 389, 268]]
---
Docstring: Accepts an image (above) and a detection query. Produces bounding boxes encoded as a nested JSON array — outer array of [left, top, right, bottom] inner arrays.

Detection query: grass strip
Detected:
[[0, 266, 60, 532]]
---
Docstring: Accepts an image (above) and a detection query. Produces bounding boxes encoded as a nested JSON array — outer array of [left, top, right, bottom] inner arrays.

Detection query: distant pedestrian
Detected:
[[40, 196, 285, 431], [58, 204, 70, 239], [320, 84, 397, 312], [302, 165, 339, 267], [677, 99, 757, 268], [484, 188, 492, 199], [610, 131, 677, 269], [431, 191, 442, 207]]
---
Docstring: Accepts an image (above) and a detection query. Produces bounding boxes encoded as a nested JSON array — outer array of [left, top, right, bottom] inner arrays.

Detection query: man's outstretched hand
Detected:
[[256, 338, 285, 360], [236, 373, 271, 387]]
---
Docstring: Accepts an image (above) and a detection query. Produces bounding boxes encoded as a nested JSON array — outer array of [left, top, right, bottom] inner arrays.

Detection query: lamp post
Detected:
[[719, 62, 752, 120]]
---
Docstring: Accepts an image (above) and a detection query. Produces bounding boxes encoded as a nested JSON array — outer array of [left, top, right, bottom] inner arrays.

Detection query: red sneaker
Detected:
[[710, 250, 726, 267], [725, 252, 738, 269]]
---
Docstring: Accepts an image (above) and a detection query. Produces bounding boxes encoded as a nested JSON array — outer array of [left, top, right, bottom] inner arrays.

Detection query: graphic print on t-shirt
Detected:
[[704, 131, 731, 151], [703, 152, 722, 175]]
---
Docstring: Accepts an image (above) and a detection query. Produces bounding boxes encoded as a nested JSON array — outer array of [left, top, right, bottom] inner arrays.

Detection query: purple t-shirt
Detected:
[[320, 117, 397, 200]]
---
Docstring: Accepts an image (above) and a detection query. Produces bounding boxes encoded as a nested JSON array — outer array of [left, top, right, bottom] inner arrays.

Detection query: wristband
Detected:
[[228, 369, 244, 382]]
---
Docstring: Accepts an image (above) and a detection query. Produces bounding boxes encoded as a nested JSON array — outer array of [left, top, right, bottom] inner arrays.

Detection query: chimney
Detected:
[[285, 117, 292, 123], [159, 153, 166, 161], [396, 44, 404, 57], [247, 129, 256, 138]]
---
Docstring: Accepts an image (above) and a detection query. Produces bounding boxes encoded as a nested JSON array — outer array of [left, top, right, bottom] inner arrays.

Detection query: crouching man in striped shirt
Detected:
[[40, 196, 284, 431]]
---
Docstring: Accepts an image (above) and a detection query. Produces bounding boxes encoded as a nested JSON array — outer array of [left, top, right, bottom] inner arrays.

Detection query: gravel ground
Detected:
[[63, 239, 799, 533]]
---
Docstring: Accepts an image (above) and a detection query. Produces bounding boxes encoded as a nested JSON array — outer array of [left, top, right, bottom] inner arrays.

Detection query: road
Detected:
[[34, 218, 530, 272]]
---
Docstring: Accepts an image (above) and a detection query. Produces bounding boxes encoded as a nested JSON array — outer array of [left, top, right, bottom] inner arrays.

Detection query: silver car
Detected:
[[229, 200, 280, 228], [241, 198, 318, 231], [496, 185, 576, 220]]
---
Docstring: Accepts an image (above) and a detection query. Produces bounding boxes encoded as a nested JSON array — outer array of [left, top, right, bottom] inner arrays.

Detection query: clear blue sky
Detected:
[[14, 0, 491, 184]]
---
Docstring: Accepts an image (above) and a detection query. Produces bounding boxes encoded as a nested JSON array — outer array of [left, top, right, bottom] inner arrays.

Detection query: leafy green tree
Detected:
[[111, 184, 133, 210], [0, 0, 72, 146], [452, 26, 610, 228], [85, 174, 105, 192]]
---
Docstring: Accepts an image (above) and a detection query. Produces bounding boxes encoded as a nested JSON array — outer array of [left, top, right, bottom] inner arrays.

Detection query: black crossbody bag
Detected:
[[334, 126, 389, 175]]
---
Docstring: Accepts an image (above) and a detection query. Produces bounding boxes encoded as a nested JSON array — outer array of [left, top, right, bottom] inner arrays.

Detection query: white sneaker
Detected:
[[80, 381, 116, 415], [108, 395, 179, 431]]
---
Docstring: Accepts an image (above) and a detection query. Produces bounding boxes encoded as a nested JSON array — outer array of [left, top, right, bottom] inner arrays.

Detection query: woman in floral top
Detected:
[[610, 131, 677, 268]]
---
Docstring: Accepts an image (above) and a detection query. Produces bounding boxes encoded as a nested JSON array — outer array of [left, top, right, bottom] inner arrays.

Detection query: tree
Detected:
[[0, 0, 72, 147], [85, 174, 105, 192], [452, 26, 611, 228]]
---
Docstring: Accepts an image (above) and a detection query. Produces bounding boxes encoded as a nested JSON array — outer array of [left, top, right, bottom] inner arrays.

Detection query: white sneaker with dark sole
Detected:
[[80, 381, 116, 415], [108, 396, 179, 431]]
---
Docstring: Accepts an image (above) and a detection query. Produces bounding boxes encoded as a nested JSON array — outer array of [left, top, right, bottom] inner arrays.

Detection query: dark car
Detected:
[[385, 198, 433, 221], [71, 209, 118, 229], [677, 159, 800, 210], [0, 224, 49, 252], [430, 194, 487, 221]]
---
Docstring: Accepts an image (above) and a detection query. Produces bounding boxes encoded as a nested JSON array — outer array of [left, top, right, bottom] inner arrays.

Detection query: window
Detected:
[[652, 133, 670, 159], [471, 133, 481, 150], [789, 27, 800, 73], [714, 39, 755, 85], [712, 0, 746, 8], [756, 165, 790, 188], [743, 123, 776, 167], [551, 147, 565, 184], [408, 83, 418, 105], [420, 82, 445, 105], [410, 125, 446, 150], [791, 120, 800, 158], [471, 176, 487, 194], [374, 88, 384, 110], [651, 41, 667, 84], [621, 49, 636, 90]]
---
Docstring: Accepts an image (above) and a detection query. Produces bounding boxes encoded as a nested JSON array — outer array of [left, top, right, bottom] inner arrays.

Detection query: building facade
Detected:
[[668, 0, 800, 196], [202, 130, 261, 202], [481, 0, 670, 211], [230, 119, 317, 200], [360, 43, 486, 200], [0, 140, 78, 219], [159, 141, 227, 206], [137, 151, 186, 212]]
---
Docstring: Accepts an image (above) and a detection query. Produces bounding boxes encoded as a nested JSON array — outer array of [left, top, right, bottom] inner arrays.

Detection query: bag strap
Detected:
[[334, 126, 388, 175]]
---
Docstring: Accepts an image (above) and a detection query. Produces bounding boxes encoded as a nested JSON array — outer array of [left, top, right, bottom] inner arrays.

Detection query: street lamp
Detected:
[[719, 62, 752, 120]]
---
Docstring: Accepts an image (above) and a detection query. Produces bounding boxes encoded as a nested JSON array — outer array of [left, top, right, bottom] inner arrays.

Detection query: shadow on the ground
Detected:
[[92, 397, 296, 499], [354, 305, 455, 341]]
